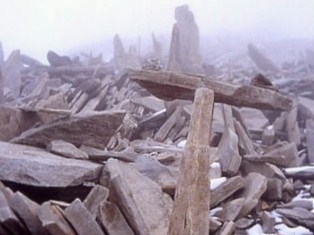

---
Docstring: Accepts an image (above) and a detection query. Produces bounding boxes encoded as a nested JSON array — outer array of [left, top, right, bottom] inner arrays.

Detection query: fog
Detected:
[[1, 0, 313, 62]]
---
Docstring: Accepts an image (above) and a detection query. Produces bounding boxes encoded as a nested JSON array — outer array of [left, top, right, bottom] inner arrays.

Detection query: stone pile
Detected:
[[0, 4, 314, 235]]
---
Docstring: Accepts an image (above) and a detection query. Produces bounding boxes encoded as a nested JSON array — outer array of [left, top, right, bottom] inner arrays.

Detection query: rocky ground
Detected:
[[1, 4, 314, 235]]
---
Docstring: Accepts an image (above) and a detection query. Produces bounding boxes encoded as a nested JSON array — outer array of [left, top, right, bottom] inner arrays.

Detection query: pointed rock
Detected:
[[0, 190, 29, 235], [306, 119, 314, 163], [236, 173, 267, 219], [133, 155, 177, 195], [218, 127, 242, 176], [9, 192, 49, 235], [98, 201, 135, 235], [248, 43, 280, 73], [0, 71, 3, 104], [210, 176, 245, 208], [83, 185, 109, 219], [0, 42, 3, 68], [106, 159, 172, 235], [167, 5, 203, 74], [0, 106, 39, 141], [113, 34, 127, 70], [47, 51, 72, 67], [2, 50, 22, 98], [47, 140, 89, 160], [266, 142, 299, 167], [216, 198, 245, 221], [64, 199, 104, 235], [152, 33, 162, 60], [38, 202, 76, 235]]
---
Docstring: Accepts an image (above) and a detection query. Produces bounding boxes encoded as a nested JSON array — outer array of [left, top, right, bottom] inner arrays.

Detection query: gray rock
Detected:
[[167, 5, 203, 74], [2, 50, 21, 98], [106, 159, 172, 235], [47, 140, 89, 160], [0, 141, 103, 187]]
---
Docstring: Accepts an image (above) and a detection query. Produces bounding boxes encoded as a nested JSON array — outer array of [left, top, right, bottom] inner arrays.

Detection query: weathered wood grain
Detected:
[[168, 88, 214, 235]]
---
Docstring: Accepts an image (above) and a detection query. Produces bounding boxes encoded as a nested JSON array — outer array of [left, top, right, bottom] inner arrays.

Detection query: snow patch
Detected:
[[275, 223, 312, 235], [177, 140, 186, 148], [210, 177, 227, 190], [285, 166, 314, 174], [210, 162, 220, 169], [247, 224, 263, 235]]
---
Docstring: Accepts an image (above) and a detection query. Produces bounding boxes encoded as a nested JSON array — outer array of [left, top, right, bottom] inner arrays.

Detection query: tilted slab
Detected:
[[12, 110, 126, 149], [0, 141, 103, 187], [129, 70, 292, 111], [106, 159, 173, 235]]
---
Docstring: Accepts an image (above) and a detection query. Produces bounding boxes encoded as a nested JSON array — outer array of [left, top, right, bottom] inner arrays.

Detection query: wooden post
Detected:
[[168, 88, 214, 235]]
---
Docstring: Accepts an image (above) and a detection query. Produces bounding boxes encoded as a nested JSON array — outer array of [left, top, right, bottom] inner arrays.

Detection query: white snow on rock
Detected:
[[210, 177, 227, 190]]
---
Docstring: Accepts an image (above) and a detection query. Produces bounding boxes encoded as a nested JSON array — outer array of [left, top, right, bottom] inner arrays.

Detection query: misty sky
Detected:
[[0, 0, 313, 62]]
